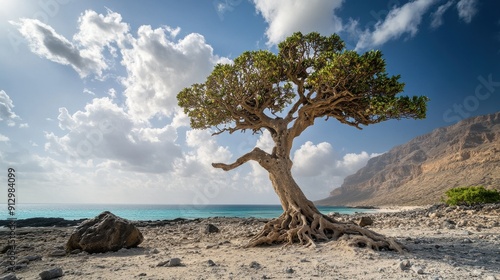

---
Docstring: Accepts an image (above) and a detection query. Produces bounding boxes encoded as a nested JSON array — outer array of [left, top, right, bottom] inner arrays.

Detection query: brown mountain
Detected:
[[316, 112, 500, 206]]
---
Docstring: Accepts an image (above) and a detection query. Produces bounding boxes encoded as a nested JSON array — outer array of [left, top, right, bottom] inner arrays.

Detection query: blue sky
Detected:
[[0, 0, 499, 205]]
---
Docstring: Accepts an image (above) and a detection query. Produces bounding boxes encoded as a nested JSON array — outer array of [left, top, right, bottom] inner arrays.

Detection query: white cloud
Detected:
[[175, 129, 232, 176], [253, 0, 344, 46], [12, 19, 106, 78], [0, 90, 20, 126], [120, 25, 227, 120], [292, 141, 381, 199], [255, 130, 274, 154], [83, 88, 95, 96], [356, 0, 437, 50], [431, 1, 454, 28], [45, 97, 182, 173], [0, 134, 9, 142], [107, 88, 117, 98], [456, 0, 477, 23], [293, 141, 335, 177], [19, 123, 29, 128], [11, 10, 129, 79], [73, 9, 129, 52]]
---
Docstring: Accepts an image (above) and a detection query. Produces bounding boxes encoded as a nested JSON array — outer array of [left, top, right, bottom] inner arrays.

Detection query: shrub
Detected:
[[445, 186, 500, 206]]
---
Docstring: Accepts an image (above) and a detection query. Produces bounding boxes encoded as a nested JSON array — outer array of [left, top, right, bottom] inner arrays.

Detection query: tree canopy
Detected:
[[178, 32, 428, 138]]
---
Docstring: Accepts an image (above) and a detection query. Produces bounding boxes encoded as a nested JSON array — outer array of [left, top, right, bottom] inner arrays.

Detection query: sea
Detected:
[[2, 204, 377, 221]]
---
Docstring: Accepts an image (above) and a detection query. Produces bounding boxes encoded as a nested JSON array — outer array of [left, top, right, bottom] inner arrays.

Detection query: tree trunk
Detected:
[[246, 160, 405, 252]]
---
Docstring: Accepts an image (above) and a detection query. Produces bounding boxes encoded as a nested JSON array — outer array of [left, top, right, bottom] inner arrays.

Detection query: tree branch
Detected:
[[212, 147, 270, 171]]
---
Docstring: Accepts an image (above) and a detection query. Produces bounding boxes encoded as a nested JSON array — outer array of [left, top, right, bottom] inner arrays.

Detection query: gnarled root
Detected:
[[245, 209, 405, 253]]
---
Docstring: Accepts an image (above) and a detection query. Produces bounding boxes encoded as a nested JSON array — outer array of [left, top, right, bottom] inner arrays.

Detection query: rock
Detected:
[[157, 258, 182, 267], [399, 260, 411, 271], [0, 273, 18, 280], [65, 211, 144, 254], [429, 212, 441, 219], [0, 245, 14, 254], [207, 259, 216, 266], [203, 224, 220, 234], [357, 216, 373, 227], [411, 265, 424, 274], [137, 272, 147, 277], [442, 220, 456, 229], [39, 267, 64, 280], [285, 267, 294, 274], [24, 255, 42, 262], [249, 261, 261, 269], [48, 250, 66, 257]]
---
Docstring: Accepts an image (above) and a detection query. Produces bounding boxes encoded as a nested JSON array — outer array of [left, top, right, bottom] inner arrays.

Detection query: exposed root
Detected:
[[245, 210, 405, 253]]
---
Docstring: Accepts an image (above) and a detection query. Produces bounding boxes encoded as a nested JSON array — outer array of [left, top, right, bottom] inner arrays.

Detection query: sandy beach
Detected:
[[1, 204, 499, 280]]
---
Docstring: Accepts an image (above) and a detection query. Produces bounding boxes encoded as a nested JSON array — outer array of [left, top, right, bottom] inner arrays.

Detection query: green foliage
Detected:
[[445, 186, 500, 206], [177, 31, 429, 133]]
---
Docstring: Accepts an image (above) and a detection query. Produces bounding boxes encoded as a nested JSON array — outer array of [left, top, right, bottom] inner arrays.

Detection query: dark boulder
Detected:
[[65, 211, 143, 254], [357, 216, 374, 227]]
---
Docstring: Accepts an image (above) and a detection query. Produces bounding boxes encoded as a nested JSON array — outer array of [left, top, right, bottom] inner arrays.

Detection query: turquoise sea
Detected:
[[3, 204, 376, 221]]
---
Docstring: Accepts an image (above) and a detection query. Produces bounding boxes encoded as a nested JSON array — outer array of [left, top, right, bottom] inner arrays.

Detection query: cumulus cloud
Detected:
[[11, 19, 106, 78], [430, 1, 454, 28], [293, 141, 335, 177], [73, 9, 129, 52], [255, 130, 274, 154], [0, 90, 21, 126], [292, 141, 381, 199], [253, 0, 344, 46], [0, 134, 9, 142], [11, 10, 128, 78], [456, 0, 477, 23], [45, 97, 182, 173], [174, 129, 232, 177], [120, 25, 228, 120], [356, 0, 437, 50]]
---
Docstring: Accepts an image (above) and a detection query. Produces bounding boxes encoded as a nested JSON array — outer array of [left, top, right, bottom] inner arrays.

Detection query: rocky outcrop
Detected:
[[66, 211, 144, 253], [317, 112, 500, 206]]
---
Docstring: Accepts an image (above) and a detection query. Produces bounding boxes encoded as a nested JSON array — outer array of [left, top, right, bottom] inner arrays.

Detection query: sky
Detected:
[[0, 0, 499, 205]]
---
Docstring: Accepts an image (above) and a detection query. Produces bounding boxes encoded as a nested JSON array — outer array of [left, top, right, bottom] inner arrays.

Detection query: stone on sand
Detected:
[[65, 211, 143, 254]]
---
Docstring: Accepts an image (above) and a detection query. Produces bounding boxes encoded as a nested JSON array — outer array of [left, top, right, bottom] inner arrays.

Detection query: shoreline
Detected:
[[1, 204, 499, 279], [0, 204, 483, 228]]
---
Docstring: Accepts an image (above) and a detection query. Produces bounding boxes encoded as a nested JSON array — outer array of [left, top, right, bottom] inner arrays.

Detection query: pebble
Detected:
[[203, 224, 220, 234], [157, 258, 182, 267], [285, 267, 294, 274], [207, 259, 216, 266], [39, 267, 64, 280], [48, 250, 66, 257], [399, 260, 411, 271], [250, 261, 261, 269], [411, 265, 425, 274]]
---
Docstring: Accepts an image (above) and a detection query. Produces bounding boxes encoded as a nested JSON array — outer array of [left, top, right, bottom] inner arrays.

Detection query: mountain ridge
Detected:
[[316, 112, 500, 206]]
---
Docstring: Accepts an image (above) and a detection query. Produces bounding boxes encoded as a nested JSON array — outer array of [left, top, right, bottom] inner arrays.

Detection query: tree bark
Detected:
[[213, 122, 404, 251], [245, 155, 404, 252]]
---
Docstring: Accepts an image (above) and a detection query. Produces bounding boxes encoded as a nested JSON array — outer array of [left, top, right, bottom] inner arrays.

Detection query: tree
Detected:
[[178, 32, 428, 251]]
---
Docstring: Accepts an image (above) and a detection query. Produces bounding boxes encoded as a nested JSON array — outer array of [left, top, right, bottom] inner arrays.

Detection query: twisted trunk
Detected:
[[214, 120, 404, 251], [245, 155, 404, 252]]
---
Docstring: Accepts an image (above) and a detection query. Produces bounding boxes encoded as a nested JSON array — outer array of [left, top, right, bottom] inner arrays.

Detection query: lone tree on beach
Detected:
[[178, 32, 428, 251]]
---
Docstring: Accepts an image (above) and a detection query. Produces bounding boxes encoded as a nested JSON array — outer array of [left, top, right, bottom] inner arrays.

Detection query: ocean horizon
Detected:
[[2, 203, 377, 221]]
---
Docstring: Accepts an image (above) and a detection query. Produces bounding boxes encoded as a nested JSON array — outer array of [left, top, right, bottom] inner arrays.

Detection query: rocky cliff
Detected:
[[316, 112, 500, 206]]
